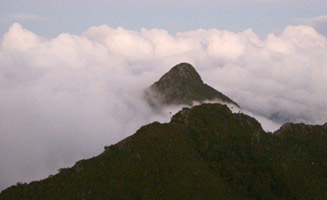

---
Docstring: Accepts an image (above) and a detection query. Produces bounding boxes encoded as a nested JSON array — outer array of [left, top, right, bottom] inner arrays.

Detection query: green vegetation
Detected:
[[1, 103, 327, 199]]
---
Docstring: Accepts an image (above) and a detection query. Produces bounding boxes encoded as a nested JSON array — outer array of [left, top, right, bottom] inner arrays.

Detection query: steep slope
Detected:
[[1, 104, 327, 200], [144, 63, 239, 107]]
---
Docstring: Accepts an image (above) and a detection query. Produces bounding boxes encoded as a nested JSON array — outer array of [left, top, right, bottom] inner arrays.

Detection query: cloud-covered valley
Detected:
[[1, 23, 327, 190]]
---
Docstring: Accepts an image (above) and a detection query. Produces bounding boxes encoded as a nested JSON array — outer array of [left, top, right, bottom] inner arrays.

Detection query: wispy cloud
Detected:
[[1, 13, 46, 22], [297, 15, 327, 24]]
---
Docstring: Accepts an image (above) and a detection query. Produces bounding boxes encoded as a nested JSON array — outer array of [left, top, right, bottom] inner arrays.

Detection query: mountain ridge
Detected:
[[1, 103, 327, 199]]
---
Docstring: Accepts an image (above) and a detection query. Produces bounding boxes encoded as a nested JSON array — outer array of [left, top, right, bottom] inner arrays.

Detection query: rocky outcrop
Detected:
[[144, 63, 239, 107]]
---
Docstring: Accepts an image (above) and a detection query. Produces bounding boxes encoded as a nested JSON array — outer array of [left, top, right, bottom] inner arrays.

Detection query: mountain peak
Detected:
[[162, 62, 203, 84], [145, 63, 239, 107], [155, 63, 203, 89]]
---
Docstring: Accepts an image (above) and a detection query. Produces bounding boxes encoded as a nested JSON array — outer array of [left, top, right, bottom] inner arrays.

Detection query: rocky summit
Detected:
[[144, 63, 239, 107]]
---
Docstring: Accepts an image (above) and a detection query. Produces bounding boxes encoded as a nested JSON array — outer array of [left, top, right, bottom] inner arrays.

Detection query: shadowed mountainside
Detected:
[[1, 103, 327, 200]]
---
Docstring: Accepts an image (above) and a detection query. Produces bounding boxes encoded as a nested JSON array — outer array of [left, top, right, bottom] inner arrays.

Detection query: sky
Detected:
[[1, 0, 327, 38], [1, 0, 327, 191]]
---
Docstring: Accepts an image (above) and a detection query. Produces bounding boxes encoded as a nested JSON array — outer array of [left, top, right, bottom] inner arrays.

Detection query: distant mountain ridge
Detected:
[[144, 62, 239, 108]]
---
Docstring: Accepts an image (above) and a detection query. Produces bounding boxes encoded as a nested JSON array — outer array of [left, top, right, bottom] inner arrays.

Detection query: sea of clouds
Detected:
[[1, 23, 327, 190]]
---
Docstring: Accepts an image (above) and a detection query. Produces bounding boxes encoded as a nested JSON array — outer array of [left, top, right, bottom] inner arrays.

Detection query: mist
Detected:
[[1, 23, 327, 190]]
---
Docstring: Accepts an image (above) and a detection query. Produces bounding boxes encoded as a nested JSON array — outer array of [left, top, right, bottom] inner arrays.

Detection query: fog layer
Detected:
[[1, 23, 327, 190]]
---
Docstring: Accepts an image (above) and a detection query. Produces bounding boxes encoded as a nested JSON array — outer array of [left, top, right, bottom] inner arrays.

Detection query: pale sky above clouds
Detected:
[[1, 0, 327, 38]]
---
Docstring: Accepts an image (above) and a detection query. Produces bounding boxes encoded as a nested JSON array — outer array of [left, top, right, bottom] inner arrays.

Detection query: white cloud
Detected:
[[1, 23, 327, 190], [2, 23, 43, 51]]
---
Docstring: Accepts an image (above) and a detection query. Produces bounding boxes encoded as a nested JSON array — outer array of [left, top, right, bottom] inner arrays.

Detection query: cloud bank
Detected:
[[1, 23, 327, 190]]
